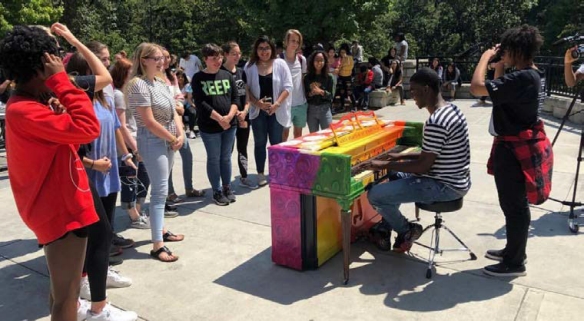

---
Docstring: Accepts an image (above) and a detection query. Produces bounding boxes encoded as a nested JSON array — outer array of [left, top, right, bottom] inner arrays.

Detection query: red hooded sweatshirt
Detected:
[[6, 71, 100, 244]]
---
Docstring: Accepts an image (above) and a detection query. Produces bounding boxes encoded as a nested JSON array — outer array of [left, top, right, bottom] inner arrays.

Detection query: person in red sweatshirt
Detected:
[[0, 25, 100, 321], [352, 63, 374, 111]]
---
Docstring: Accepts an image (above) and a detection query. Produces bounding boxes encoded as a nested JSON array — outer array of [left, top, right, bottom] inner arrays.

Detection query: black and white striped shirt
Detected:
[[127, 77, 177, 135], [419, 103, 471, 191]]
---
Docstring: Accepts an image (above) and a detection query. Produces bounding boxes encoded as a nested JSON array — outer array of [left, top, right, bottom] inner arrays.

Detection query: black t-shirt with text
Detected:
[[191, 69, 237, 133], [220, 65, 247, 110], [486, 68, 546, 136]]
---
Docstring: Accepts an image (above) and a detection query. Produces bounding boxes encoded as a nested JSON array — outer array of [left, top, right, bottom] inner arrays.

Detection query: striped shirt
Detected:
[[127, 77, 177, 135], [419, 103, 471, 191]]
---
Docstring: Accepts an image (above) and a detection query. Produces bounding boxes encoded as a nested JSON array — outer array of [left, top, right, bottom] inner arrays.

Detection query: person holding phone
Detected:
[[244, 36, 292, 187]]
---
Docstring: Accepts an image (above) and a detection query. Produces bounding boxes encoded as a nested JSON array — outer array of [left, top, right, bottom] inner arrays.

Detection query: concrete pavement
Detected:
[[1, 99, 583, 321]]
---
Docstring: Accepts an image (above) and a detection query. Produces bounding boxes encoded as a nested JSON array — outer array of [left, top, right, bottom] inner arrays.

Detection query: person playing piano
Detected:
[[366, 67, 471, 253]]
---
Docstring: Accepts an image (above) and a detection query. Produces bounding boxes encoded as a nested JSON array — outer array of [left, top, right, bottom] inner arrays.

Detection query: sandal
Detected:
[[163, 231, 184, 242], [185, 188, 206, 197], [150, 246, 179, 262], [166, 193, 183, 203]]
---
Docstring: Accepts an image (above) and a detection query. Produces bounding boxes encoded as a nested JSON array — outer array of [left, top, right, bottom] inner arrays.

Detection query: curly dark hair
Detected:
[[306, 50, 328, 76], [0, 25, 59, 84], [500, 24, 544, 62], [410, 67, 441, 95]]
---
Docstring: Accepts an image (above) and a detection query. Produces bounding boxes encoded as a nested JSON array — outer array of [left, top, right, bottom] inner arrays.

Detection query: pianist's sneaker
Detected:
[[392, 222, 423, 253]]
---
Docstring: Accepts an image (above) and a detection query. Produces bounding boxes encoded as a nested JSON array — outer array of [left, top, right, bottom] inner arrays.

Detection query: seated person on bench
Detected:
[[366, 67, 471, 253]]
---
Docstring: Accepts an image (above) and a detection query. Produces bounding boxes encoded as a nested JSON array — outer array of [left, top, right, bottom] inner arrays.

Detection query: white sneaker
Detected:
[[106, 268, 132, 288], [80, 276, 91, 300], [129, 214, 150, 229], [86, 303, 138, 321], [257, 173, 268, 187], [188, 131, 196, 139], [78, 299, 90, 321]]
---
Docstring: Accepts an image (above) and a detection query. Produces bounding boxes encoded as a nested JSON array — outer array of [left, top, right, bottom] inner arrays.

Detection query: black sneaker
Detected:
[[213, 191, 230, 206], [393, 223, 423, 253], [165, 203, 178, 211], [112, 234, 134, 249], [485, 248, 505, 261], [483, 262, 526, 277], [485, 248, 528, 264], [223, 185, 236, 203], [109, 245, 123, 257], [109, 255, 123, 266]]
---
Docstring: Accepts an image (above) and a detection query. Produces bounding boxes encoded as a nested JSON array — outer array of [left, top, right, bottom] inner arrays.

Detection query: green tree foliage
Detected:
[[1, 0, 582, 63], [0, 0, 63, 36]]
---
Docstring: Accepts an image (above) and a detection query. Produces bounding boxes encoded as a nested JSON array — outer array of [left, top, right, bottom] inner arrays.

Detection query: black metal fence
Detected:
[[415, 56, 580, 99]]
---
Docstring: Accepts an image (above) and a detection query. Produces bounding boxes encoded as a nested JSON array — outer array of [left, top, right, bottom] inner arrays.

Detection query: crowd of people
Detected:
[[1, 20, 580, 321]]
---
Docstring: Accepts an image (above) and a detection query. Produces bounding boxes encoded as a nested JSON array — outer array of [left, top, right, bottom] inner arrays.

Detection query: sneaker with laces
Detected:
[[86, 303, 138, 321], [483, 262, 526, 277], [112, 234, 134, 249], [257, 173, 268, 187], [164, 209, 179, 218], [392, 222, 423, 253], [106, 267, 132, 288], [223, 185, 236, 203], [129, 214, 150, 229], [80, 276, 91, 300], [239, 177, 259, 189], [188, 131, 196, 139], [78, 299, 90, 321], [213, 190, 230, 206]]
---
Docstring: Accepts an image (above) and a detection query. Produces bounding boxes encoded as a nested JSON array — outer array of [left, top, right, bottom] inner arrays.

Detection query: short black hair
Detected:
[[499, 25, 543, 62], [201, 43, 223, 58], [0, 25, 59, 84], [410, 67, 441, 94]]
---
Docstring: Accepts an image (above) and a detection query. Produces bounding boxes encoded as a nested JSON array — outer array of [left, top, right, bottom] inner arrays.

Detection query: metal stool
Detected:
[[414, 198, 477, 278]]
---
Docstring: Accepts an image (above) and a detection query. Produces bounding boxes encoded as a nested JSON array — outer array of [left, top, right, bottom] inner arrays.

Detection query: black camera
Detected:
[[571, 44, 584, 60]]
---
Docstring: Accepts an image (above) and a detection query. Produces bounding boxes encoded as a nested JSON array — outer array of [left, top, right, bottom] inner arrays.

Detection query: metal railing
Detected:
[[415, 56, 580, 99]]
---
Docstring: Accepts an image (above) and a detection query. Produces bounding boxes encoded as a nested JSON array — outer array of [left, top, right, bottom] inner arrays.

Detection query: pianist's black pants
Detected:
[[493, 143, 530, 268]]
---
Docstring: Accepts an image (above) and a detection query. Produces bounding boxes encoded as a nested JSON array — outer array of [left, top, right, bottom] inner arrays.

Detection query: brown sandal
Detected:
[[163, 231, 184, 242], [150, 246, 179, 262]]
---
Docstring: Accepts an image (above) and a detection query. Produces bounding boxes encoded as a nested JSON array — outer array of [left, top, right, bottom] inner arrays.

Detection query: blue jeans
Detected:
[[251, 111, 283, 173], [137, 127, 175, 242], [307, 103, 333, 133], [200, 127, 237, 192], [168, 133, 193, 194], [367, 173, 466, 234]]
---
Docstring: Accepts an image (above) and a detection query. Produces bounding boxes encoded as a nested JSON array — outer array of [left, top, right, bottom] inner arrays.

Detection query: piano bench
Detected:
[[414, 197, 477, 279]]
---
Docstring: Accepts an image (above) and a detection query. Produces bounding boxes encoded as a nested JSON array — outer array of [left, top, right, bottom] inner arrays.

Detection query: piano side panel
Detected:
[[315, 196, 343, 266], [270, 187, 303, 270], [268, 146, 321, 190]]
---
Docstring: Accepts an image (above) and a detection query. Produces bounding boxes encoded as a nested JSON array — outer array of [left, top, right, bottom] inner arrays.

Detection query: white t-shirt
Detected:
[[179, 55, 202, 81], [395, 40, 409, 61], [280, 53, 307, 106], [577, 64, 584, 74]]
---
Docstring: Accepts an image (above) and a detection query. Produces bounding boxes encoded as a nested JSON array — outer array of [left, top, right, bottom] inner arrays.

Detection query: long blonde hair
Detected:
[[129, 42, 163, 80]]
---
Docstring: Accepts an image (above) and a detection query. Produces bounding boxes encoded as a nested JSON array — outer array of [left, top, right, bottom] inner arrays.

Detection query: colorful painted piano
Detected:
[[268, 111, 423, 283]]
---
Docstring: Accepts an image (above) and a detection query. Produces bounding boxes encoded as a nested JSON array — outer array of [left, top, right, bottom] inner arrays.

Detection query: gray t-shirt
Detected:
[[114, 88, 137, 137], [281, 54, 307, 106], [372, 65, 384, 87]]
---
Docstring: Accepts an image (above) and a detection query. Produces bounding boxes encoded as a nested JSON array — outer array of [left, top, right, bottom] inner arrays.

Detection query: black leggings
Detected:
[[235, 125, 250, 178], [100, 192, 118, 230], [83, 183, 113, 302]]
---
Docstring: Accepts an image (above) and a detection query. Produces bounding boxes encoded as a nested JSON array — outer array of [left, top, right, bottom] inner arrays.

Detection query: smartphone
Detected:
[[263, 97, 272, 104], [119, 165, 137, 177]]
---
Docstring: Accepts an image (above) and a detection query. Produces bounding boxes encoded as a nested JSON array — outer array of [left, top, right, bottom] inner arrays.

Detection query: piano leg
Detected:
[[341, 209, 352, 285]]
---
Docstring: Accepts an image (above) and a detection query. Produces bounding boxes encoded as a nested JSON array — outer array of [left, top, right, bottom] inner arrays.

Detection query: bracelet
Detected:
[[121, 153, 133, 161], [90, 160, 95, 169]]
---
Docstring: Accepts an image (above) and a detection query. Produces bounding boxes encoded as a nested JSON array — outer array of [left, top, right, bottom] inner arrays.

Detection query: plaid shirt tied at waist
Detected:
[[487, 120, 554, 205]]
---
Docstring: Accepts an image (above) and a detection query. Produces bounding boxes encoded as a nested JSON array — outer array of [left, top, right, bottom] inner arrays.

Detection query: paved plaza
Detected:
[[0, 99, 583, 321]]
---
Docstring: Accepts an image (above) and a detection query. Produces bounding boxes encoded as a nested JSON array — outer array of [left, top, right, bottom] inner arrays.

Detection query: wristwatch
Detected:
[[121, 153, 133, 161]]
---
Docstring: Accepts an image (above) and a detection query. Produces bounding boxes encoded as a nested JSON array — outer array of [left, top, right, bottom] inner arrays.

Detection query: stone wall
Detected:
[[543, 95, 584, 124], [402, 60, 475, 99]]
